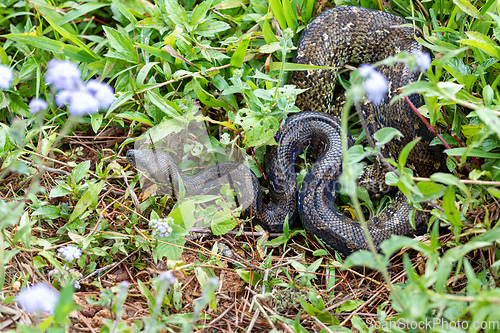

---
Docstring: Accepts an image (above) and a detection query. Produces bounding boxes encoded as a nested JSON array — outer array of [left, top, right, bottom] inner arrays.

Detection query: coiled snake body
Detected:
[[127, 6, 443, 255]]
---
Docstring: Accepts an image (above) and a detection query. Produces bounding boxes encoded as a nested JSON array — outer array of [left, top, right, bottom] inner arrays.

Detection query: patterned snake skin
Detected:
[[127, 6, 444, 255]]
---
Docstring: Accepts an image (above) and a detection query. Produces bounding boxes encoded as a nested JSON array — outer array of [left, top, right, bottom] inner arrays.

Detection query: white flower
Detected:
[[68, 90, 99, 116], [58, 245, 82, 261], [149, 218, 174, 239], [45, 60, 82, 91], [29, 98, 48, 114], [363, 70, 388, 105], [159, 271, 176, 285], [414, 51, 431, 72], [16, 283, 59, 314], [0, 65, 13, 89], [358, 64, 375, 78], [85, 79, 115, 109]]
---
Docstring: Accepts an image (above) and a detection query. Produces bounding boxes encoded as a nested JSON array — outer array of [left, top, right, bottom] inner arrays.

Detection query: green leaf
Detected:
[[453, 0, 484, 21], [163, 0, 189, 28], [442, 186, 462, 226], [102, 26, 138, 63], [487, 187, 500, 199], [32, 206, 61, 220], [211, 208, 237, 235], [49, 184, 72, 198], [415, 181, 446, 201], [91, 113, 103, 134], [445, 147, 500, 159], [196, 20, 231, 37], [236, 269, 262, 286], [53, 285, 78, 324], [191, 0, 212, 23], [230, 37, 251, 68], [145, 90, 181, 118], [380, 235, 433, 257], [430, 173, 470, 199], [343, 251, 389, 271], [42, 15, 99, 61], [136, 44, 174, 64], [475, 107, 500, 140], [282, 0, 297, 30], [298, 298, 320, 317], [69, 181, 104, 222], [192, 79, 230, 108], [483, 85, 494, 107], [270, 62, 339, 72], [70, 160, 91, 185], [136, 62, 159, 85], [111, 0, 137, 24], [169, 200, 196, 231], [115, 111, 154, 126], [269, 0, 287, 30], [313, 249, 328, 256], [137, 280, 155, 313], [263, 20, 279, 44], [398, 137, 421, 168], [106, 91, 134, 117], [59, 3, 108, 25], [336, 299, 364, 313], [4, 34, 64, 53], [458, 32, 500, 59], [13, 212, 33, 248], [373, 127, 403, 146]]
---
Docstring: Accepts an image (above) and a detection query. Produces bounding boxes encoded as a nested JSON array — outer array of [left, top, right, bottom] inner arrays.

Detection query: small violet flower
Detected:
[[45, 60, 82, 91], [0, 65, 13, 89], [29, 98, 48, 114], [149, 218, 174, 239], [58, 245, 82, 262], [358, 64, 375, 78], [86, 79, 116, 109], [55, 90, 73, 107], [414, 51, 431, 72], [68, 90, 100, 116], [46, 60, 115, 116], [16, 283, 59, 314], [208, 277, 220, 288], [159, 271, 176, 285], [119, 281, 130, 289], [362, 70, 388, 106]]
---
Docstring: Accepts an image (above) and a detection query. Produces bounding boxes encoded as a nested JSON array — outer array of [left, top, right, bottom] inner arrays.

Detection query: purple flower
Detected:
[[85, 79, 115, 109], [149, 218, 174, 239], [119, 281, 130, 289], [68, 90, 99, 116], [58, 245, 82, 261], [159, 271, 176, 285], [0, 65, 13, 89], [29, 98, 48, 114], [16, 283, 59, 314], [414, 51, 431, 72], [45, 60, 82, 91], [55, 90, 73, 107], [363, 70, 388, 105], [358, 64, 375, 78]]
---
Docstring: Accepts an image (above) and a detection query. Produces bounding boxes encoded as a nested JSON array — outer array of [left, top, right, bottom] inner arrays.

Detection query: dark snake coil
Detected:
[[127, 6, 444, 255]]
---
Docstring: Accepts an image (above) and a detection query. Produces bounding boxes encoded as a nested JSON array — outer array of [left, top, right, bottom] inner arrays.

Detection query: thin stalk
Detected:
[[340, 98, 405, 310]]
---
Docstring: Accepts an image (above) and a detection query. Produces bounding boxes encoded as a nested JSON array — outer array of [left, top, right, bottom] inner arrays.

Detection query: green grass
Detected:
[[1, 0, 500, 332]]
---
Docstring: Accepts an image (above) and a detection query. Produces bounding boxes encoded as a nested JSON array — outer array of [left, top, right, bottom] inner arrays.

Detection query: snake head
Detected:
[[126, 149, 136, 166]]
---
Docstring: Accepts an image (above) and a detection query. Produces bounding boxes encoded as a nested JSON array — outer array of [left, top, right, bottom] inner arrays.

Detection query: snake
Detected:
[[127, 5, 444, 255]]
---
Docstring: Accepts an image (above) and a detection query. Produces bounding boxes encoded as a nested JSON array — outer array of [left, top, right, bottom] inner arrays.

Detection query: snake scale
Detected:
[[127, 6, 444, 255]]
